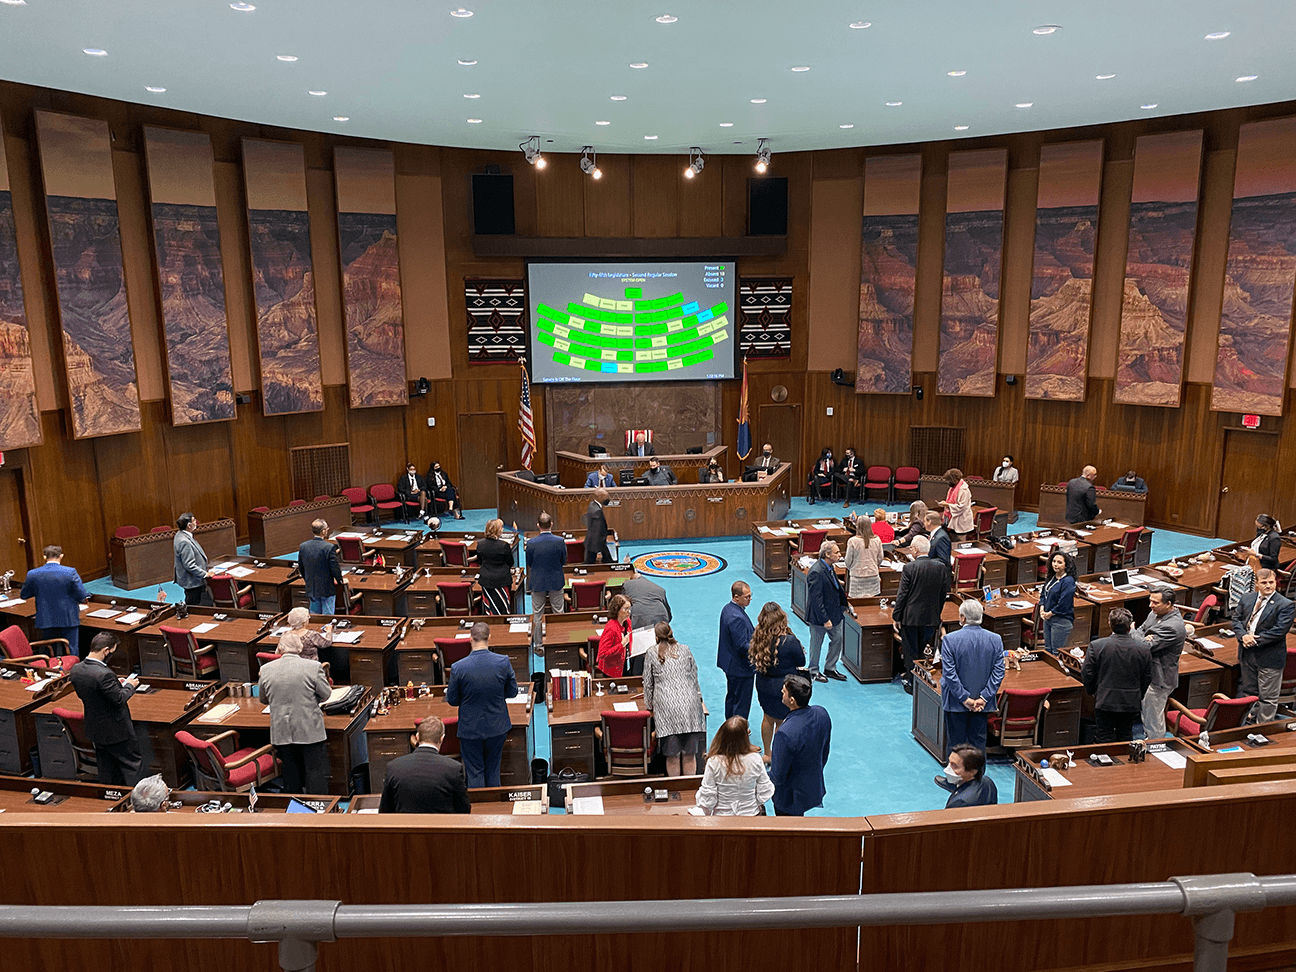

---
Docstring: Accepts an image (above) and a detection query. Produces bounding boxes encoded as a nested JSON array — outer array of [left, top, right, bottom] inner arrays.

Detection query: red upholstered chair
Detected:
[[436, 582, 480, 617], [600, 710, 655, 777], [50, 708, 97, 778], [1112, 527, 1144, 569], [1166, 694, 1259, 739], [114, 525, 140, 539], [624, 429, 654, 453], [0, 625, 76, 672], [1279, 649, 1296, 706], [569, 579, 607, 611], [208, 573, 254, 609], [953, 551, 986, 592], [174, 729, 280, 793], [342, 487, 375, 525], [798, 529, 828, 557], [336, 535, 379, 566], [368, 483, 402, 522], [440, 540, 472, 568], [988, 687, 1051, 749], [288, 499, 306, 507], [413, 715, 461, 757], [250, 507, 270, 514], [863, 466, 894, 503], [313, 495, 332, 502], [1177, 595, 1218, 625], [149, 525, 171, 533], [433, 637, 473, 680], [334, 580, 363, 615], [892, 466, 921, 503], [159, 625, 219, 679], [564, 538, 586, 564], [974, 506, 999, 541]]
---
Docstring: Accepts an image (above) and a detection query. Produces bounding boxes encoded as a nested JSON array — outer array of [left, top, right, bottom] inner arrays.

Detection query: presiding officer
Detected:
[[379, 716, 471, 814], [20, 544, 88, 658], [69, 632, 141, 785], [446, 621, 518, 787], [173, 512, 214, 606], [298, 519, 343, 615]]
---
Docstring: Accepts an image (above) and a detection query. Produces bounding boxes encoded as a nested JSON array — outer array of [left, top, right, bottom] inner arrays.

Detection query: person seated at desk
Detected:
[[396, 462, 428, 520], [626, 431, 656, 457], [1065, 465, 1101, 524], [643, 622, 707, 777], [378, 715, 471, 814], [695, 716, 775, 816], [743, 443, 780, 481], [1110, 470, 1147, 493], [834, 448, 863, 508], [992, 456, 1019, 485], [893, 501, 929, 548], [585, 464, 616, 488], [425, 461, 464, 520], [642, 456, 677, 486], [597, 594, 632, 677], [699, 456, 725, 484], [939, 744, 998, 809], [871, 509, 895, 545], [129, 775, 170, 813], [808, 448, 835, 503]]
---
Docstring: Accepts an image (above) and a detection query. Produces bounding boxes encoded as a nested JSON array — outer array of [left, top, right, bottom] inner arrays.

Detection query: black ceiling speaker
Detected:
[[472, 172, 515, 235], [413, 377, 430, 397], [748, 176, 788, 235], [913, 384, 924, 401]]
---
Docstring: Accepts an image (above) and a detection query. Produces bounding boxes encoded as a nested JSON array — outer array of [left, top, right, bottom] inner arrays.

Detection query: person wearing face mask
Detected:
[[745, 443, 779, 481], [69, 632, 142, 786], [991, 456, 1019, 485], [834, 448, 863, 507], [699, 457, 724, 484], [939, 744, 997, 809], [425, 460, 464, 519], [395, 462, 428, 521], [1251, 515, 1283, 573], [808, 448, 835, 504]]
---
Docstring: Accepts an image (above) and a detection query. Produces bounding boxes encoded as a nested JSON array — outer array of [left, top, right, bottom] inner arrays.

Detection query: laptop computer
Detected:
[[1110, 569, 1143, 594]]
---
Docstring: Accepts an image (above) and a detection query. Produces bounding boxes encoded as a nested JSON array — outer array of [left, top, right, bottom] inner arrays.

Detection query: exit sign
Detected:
[[1242, 414, 1261, 429]]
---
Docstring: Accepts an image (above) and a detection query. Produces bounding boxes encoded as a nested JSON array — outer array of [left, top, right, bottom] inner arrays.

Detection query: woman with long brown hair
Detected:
[[642, 622, 706, 776], [695, 716, 774, 816], [844, 515, 883, 597], [747, 602, 806, 758]]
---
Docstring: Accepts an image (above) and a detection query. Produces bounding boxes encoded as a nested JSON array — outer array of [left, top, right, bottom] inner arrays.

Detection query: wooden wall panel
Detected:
[[535, 153, 585, 237], [678, 160, 723, 237], [583, 153, 632, 237], [92, 401, 175, 535], [160, 418, 237, 523], [631, 155, 679, 237]]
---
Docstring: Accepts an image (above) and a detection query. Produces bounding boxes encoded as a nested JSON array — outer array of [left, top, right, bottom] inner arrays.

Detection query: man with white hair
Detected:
[[129, 774, 170, 813], [258, 633, 332, 794], [937, 599, 1004, 768]]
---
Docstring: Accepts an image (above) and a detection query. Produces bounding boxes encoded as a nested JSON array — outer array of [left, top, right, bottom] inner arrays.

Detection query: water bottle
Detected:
[[1199, 730, 1210, 751]]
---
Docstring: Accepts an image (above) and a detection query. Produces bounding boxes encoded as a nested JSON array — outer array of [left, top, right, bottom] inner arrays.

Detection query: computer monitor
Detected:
[[685, 446, 704, 455], [588, 444, 608, 457], [1110, 569, 1130, 588], [618, 469, 636, 486]]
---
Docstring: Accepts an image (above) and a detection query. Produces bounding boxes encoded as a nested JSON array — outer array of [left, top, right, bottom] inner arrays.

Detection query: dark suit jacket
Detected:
[[20, 563, 87, 629], [1234, 591, 1296, 670], [752, 454, 780, 472], [622, 576, 671, 629], [928, 527, 952, 565], [716, 600, 755, 678], [770, 704, 831, 815], [297, 537, 343, 600], [475, 537, 515, 589], [1065, 477, 1099, 523], [396, 472, 428, 503], [525, 532, 567, 592], [945, 775, 998, 809], [445, 649, 518, 739], [625, 440, 657, 457], [379, 746, 471, 814], [1110, 476, 1147, 493], [583, 501, 609, 557], [834, 457, 861, 482], [1081, 632, 1152, 712], [642, 466, 677, 486], [69, 658, 137, 745], [1254, 531, 1283, 573], [894, 557, 950, 627], [425, 468, 456, 497], [805, 559, 846, 626]]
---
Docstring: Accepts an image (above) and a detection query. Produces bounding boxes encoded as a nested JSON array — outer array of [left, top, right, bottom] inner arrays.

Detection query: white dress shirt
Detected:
[[1248, 594, 1273, 636], [695, 752, 775, 816]]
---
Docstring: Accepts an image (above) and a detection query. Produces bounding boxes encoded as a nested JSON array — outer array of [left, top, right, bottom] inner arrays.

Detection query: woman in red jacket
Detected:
[[597, 594, 632, 677]]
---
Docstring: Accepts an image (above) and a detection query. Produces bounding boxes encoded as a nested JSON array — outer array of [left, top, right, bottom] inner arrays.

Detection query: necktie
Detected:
[[1250, 596, 1267, 628]]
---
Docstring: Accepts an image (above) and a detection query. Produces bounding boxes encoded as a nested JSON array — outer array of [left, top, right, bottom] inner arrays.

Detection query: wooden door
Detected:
[[457, 412, 508, 510], [1215, 429, 1277, 541], [0, 467, 33, 580], [759, 403, 802, 487]]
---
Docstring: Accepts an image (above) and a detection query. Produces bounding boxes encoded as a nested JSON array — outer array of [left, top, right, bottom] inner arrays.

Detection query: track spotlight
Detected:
[[521, 135, 546, 169], [754, 137, 772, 174], [580, 145, 602, 179], [684, 146, 705, 178]]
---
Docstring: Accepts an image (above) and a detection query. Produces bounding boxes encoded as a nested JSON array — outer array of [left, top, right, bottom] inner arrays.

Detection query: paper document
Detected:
[[512, 800, 543, 815], [613, 701, 639, 712], [1073, 530, 1092, 537], [270, 626, 290, 637], [1007, 600, 1034, 610], [508, 622, 530, 634], [332, 631, 363, 644], [454, 632, 471, 639], [630, 627, 656, 658], [1040, 769, 1072, 787], [226, 566, 255, 578], [0, 597, 24, 608], [1109, 522, 1129, 529], [24, 678, 53, 693], [191, 623, 220, 634], [88, 609, 120, 619], [687, 806, 707, 816], [115, 612, 146, 625], [506, 693, 529, 704], [758, 526, 773, 534], [195, 703, 240, 724], [211, 562, 237, 571], [570, 796, 605, 815], [323, 687, 352, 706], [356, 808, 380, 814], [334, 533, 363, 539], [1196, 637, 1224, 650], [1151, 749, 1187, 769]]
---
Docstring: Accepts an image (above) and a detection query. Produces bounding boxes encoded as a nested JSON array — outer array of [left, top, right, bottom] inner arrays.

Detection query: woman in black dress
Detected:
[[747, 602, 806, 760], [475, 518, 516, 615]]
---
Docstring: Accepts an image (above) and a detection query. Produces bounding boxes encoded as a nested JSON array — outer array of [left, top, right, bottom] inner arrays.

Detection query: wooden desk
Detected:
[[565, 775, 703, 815], [537, 612, 607, 674], [951, 541, 1009, 589], [33, 678, 222, 785], [919, 475, 1018, 520], [109, 518, 237, 591], [1036, 484, 1147, 529], [142, 790, 341, 814], [135, 608, 275, 682], [1174, 625, 1295, 700], [751, 518, 853, 583], [346, 783, 549, 815], [79, 596, 175, 677], [247, 497, 352, 558], [0, 664, 73, 774], [556, 446, 727, 489], [790, 557, 907, 623], [547, 675, 644, 779], [996, 533, 1095, 583], [1072, 523, 1154, 573], [1076, 574, 1185, 638], [1182, 721, 1296, 787], [841, 603, 901, 683], [992, 585, 1094, 651], [341, 567, 413, 617], [260, 616, 402, 695], [497, 465, 791, 542], [364, 684, 534, 792], [1012, 738, 1200, 801], [414, 530, 522, 569], [206, 557, 300, 614], [0, 775, 130, 812], [396, 619, 532, 687], [1144, 558, 1232, 607], [0, 594, 38, 642], [911, 652, 1082, 762]]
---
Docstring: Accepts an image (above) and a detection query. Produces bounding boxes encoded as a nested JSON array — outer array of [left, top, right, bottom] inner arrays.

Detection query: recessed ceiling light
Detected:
[[1096, 73, 1116, 80], [629, 62, 649, 69], [276, 54, 298, 62], [308, 90, 327, 96], [595, 120, 610, 125], [954, 125, 970, 131], [466, 118, 482, 123], [839, 124, 854, 129], [145, 86, 166, 93], [333, 116, 349, 122], [655, 14, 677, 23], [849, 21, 871, 29], [457, 58, 477, 66], [1140, 103, 1158, 110], [450, 8, 473, 17], [719, 122, 734, 127], [1015, 102, 1033, 108], [1032, 25, 1061, 34], [885, 101, 902, 107], [229, 2, 255, 10], [751, 98, 767, 104], [0, 1, 28, 6], [1205, 31, 1230, 40], [948, 70, 967, 77], [82, 48, 107, 56], [791, 66, 810, 72], [610, 95, 627, 101], [644, 135, 658, 140], [1236, 75, 1257, 82], [463, 93, 480, 98]]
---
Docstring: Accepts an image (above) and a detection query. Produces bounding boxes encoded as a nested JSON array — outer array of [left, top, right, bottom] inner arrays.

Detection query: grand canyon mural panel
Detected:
[[0, 117, 41, 450], [1212, 117, 1296, 416], [857, 154, 920, 394], [35, 111, 141, 439], [334, 147, 407, 408], [241, 139, 323, 416], [1026, 140, 1103, 402], [1114, 130, 1203, 408], [143, 127, 236, 425], [938, 149, 1006, 397]]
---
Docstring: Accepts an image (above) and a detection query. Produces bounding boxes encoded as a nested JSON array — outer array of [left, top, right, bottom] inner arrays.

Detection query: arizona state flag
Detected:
[[736, 356, 752, 461]]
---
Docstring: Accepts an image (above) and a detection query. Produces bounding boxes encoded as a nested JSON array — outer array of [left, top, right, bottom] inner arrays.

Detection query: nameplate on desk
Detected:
[[605, 500, 622, 507], [707, 496, 725, 503], [379, 618, 400, 627], [655, 499, 673, 506], [184, 682, 209, 692], [101, 789, 125, 801], [506, 790, 536, 802]]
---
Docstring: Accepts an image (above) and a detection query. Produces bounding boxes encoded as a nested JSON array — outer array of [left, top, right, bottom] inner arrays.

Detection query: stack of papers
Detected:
[[508, 622, 530, 634], [570, 796, 605, 815], [333, 630, 364, 644], [1040, 768, 1072, 787], [1007, 600, 1034, 610], [506, 693, 529, 704], [88, 609, 120, 619], [0, 597, 25, 608], [323, 686, 353, 706], [613, 701, 639, 712], [225, 566, 255, 578], [115, 611, 146, 625], [191, 623, 220, 634], [211, 562, 238, 571], [1197, 637, 1224, 651], [1151, 749, 1187, 769], [195, 703, 240, 724]]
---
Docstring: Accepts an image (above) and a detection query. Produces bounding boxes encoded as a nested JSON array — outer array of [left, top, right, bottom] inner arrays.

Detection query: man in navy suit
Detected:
[[769, 674, 831, 816], [1234, 569, 1296, 724], [717, 580, 755, 719], [805, 541, 849, 682], [924, 511, 952, 566], [20, 545, 88, 658], [584, 464, 615, 489], [445, 621, 518, 787], [938, 599, 1004, 758], [525, 512, 567, 651], [297, 519, 343, 615]]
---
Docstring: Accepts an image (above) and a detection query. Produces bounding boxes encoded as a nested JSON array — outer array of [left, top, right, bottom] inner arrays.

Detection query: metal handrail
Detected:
[[3, 872, 1293, 972]]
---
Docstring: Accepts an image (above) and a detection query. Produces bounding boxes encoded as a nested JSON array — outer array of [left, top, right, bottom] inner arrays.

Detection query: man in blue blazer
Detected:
[[717, 580, 755, 719], [297, 519, 343, 615], [20, 545, 88, 657], [1234, 569, 1296, 724], [445, 621, 518, 787], [525, 512, 567, 651], [805, 541, 849, 682], [924, 511, 952, 566], [939, 599, 1004, 757], [770, 674, 831, 816], [584, 464, 616, 489]]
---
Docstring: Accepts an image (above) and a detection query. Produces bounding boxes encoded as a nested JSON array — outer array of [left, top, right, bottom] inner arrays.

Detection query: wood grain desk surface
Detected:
[[918, 653, 1077, 693], [193, 693, 370, 732], [137, 610, 271, 643], [365, 684, 534, 731], [346, 786, 549, 815], [567, 775, 702, 815], [1200, 720, 1296, 752], [547, 677, 645, 726], [258, 617, 402, 649], [34, 682, 206, 725], [0, 776, 129, 813], [1016, 738, 1200, 799]]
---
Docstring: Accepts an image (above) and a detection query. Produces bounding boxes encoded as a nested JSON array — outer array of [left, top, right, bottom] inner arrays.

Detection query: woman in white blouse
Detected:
[[843, 516, 884, 597], [938, 467, 974, 537], [695, 716, 775, 816]]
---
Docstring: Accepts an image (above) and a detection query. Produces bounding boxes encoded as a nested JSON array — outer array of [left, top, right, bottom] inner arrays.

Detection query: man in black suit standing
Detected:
[[378, 716, 471, 814], [1065, 465, 1101, 524], [297, 519, 343, 615], [395, 462, 428, 521], [626, 432, 656, 457], [584, 487, 612, 564], [69, 632, 142, 785], [892, 536, 951, 693], [1234, 568, 1296, 724]]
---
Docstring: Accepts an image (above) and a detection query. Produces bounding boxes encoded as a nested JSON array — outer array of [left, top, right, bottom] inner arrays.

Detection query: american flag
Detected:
[[518, 361, 536, 469]]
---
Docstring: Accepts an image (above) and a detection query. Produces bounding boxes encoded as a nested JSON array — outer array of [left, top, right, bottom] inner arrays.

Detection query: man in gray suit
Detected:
[[258, 636, 332, 793], [173, 512, 214, 606], [1138, 589, 1187, 738], [622, 566, 672, 676]]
